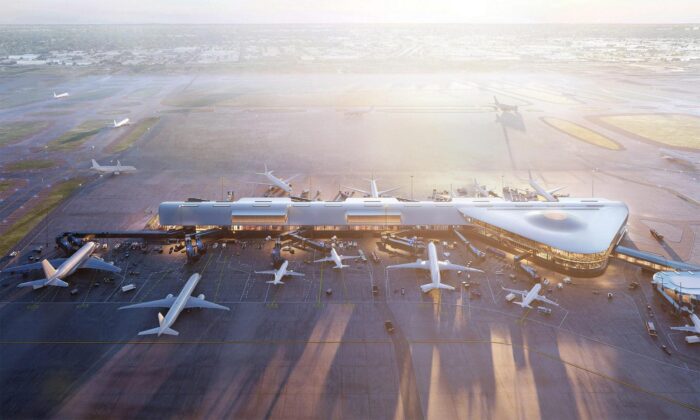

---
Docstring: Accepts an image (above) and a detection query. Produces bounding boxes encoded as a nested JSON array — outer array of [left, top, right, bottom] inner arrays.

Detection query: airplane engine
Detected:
[[114, 171, 120, 175], [167, 294, 174, 299], [198, 294, 205, 300]]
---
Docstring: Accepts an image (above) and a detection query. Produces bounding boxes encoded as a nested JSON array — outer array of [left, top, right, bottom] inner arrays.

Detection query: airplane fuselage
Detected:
[[275, 260, 290, 282], [330, 248, 344, 268], [267, 172, 292, 193], [57, 241, 96, 279], [522, 283, 542, 307], [690, 314, 700, 333], [160, 273, 201, 335], [427, 242, 441, 285]]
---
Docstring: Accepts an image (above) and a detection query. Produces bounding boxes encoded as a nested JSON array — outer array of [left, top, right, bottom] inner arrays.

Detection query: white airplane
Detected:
[[494, 96, 518, 113], [660, 148, 699, 168], [53, 91, 69, 99], [342, 177, 400, 198], [113, 118, 130, 128], [671, 313, 700, 335], [91, 159, 137, 175], [502, 283, 559, 309], [4, 241, 121, 289], [387, 242, 483, 293], [250, 164, 298, 194], [314, 247, 361, 269], [119, 273, 229, 336], [528, 170, 564, 202], [255, 260, 305, 285], [472, 178, 489, 197]]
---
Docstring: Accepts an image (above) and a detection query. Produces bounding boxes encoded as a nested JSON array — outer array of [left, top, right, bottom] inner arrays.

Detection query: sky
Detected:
[[2, 0, 699, 24]]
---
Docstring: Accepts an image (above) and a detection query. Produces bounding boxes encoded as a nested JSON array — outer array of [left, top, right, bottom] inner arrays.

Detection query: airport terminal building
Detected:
[[159, 197, 629, 276]]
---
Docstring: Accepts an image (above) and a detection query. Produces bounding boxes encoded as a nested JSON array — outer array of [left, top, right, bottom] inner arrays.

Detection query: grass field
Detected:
[[542, 117, 623, 150], [3, 158, 57, 171], [46, 120, 107, 151], [105, 117, 160, 153], [0, 178, 84, 256], [594, 114, 700, 150], [0, 121, 49, 147]]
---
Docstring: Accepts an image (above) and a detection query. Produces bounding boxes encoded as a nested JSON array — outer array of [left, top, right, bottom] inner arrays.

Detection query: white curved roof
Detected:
[[652, 271, 700, 297], [456, 198, 629, 254]]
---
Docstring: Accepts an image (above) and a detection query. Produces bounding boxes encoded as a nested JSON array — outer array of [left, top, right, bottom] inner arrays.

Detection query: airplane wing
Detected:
[[246, 181, 275, 186], [313, 257, 334, 263], [378, 187, 401, 196], [387, 261, 428, 270], [80, 257, 121, 273], [184, 296, 230, 310], [501, 287, 528, 297], [1, 259, 67, 274], [547, 186, 566, 195], [341, 186, 370, 195], [286, 271, 305, 277], [670, 326, 698, 333], [339, 255, 362, 261], [534, 295, 559, 306], [255, 270, 277, 275], [283, 174, 300, 184], [119, 296, 176, 309], [437, 261, 483, 273]]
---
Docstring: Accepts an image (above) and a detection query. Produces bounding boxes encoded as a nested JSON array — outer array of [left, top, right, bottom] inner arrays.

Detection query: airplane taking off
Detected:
[[493, 96, 518, 113], [671, 312, 700, 335], [255, 260, 305, 285], [314, 247, 361, 269], [502, 283, 559, 309], [387, 242, 483, 293], [342, 177, 400, 198], [528, 170, 565, 202], [53, 91, 69, 99], [119, 273, 229, 336], [91, 159, 137, 175], [113, 118, 130, 128], [250, 164, 298, 194], [4, 241, 121, 289]]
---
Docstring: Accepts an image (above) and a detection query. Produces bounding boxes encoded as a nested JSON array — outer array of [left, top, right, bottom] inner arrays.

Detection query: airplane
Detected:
[[670, 312, 700, 335], [472, 178, 489, 197], [91, 159, 137, 175], [528, 170, 564, 202], [314, 246, 361, 269], [387, 241, 483, 293], [493, 96, 518, 113], [660, 148, 699, 168], [53, 91, 69, 99], [119, 273, 229, 336], [342, 177, 400, 198], [249, 164, 298, 194], [3, 241, 121, 289], [255, 260, 305, 285], [502, 283, 559, 309], [113, 118, 130, 128]]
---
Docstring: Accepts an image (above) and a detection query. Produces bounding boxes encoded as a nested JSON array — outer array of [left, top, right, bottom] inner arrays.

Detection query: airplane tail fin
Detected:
[[266, 280, 284, 284], [420, 283, 455, 293], [117, 160, 121, 167], [528, 169, 533, 181], [137, 326, 179, 336], [53, 92, 56, 98], [494, 96, 499, 105], [17, 279, 49, 289], [514, 301, 531, 309], [334, 264, 350, 269], [113, 120, 118, 127], [91, 159, 99, 169], [41, 259, 57, 279]]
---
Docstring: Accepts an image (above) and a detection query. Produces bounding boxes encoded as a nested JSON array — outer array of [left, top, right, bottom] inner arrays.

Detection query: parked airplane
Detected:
[[660, 148, 699, 168], [502, 283, 559, 309], [3, 241, 121, 289], [387, 242, 483, 293], [113, 118, 130, 128], [119, 273, 229, 336], [671, 312, 700, 335], [493, 96, 518, 113], [53, 91, 69, 99], [528, 170, 565, 202], [314, 247, 361, 269], [255, 260, 305, 285], [342, 177, 400, 198], [250, 164, 298, 194], [472, 179, 489, 197], [91, 159, 137, 175]]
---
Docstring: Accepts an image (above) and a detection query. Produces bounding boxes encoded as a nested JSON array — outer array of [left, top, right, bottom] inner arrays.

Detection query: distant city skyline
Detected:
[[2, 0, 699, 24]]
